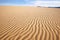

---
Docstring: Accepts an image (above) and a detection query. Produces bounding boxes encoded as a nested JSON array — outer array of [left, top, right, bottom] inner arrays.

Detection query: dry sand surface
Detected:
[[0, 6, 60, 40]]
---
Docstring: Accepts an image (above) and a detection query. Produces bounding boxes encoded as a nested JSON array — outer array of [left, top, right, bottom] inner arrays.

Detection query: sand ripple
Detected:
[[0, 7, 60, 40]]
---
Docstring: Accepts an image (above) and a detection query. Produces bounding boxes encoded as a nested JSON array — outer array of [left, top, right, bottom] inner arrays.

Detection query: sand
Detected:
[[0, 6, 60, 40]]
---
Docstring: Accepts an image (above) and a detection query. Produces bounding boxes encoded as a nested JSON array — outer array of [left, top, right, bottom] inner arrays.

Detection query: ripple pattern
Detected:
[[0, 10, 60, 40]]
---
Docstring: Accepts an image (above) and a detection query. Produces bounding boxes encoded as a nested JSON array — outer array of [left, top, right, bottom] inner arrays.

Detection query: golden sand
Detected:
[[0, 6, 60, 40]]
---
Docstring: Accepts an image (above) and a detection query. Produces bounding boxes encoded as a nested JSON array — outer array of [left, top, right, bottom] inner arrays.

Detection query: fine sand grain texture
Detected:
[[0, 6, 60, 40]]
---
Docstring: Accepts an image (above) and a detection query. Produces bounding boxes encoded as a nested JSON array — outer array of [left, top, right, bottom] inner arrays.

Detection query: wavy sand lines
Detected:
[[0, 7, 60, 40]]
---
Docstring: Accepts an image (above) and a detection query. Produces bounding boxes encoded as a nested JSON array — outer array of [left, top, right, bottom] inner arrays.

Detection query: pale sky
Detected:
[[0, 0, 60, 7]]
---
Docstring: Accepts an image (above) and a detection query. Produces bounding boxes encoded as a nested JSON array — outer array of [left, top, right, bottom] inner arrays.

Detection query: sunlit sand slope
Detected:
[[0, 6, 60, 40]]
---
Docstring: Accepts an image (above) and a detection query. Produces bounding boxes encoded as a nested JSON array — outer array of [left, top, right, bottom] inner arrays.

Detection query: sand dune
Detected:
[[0, 6, 60, 40]]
